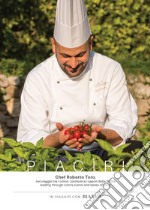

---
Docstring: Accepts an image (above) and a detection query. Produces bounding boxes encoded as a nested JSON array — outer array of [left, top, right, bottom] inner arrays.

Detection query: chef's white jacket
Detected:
[[17, 52, 138, 152]]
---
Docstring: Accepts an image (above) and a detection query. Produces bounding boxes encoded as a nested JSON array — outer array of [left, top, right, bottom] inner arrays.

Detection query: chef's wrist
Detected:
[[97, 128, 106, 140], [44, 132, 63, 148]]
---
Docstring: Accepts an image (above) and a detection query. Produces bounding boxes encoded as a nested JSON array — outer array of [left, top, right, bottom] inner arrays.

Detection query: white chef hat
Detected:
[[54, 0, 91, 48]]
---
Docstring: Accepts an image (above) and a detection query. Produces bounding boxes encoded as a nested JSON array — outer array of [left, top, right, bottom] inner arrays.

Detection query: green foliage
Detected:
[[0, 0, 149, 76], [0, 0, 55, 76], [86, 0, 150, 59], [138, 117, 150, 143], [0, 138, 59, 171], [0, 138, 149, 172]]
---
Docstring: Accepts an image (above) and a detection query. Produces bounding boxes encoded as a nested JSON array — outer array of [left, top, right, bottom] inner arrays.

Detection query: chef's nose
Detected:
[[69, 57, 78, 69]]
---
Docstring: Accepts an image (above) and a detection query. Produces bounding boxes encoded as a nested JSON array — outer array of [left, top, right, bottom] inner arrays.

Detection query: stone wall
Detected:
[[0, 74, 23, 139], [0, 73, 150, 140]]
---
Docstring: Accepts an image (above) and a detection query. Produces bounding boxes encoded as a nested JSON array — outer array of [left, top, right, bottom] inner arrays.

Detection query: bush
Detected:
[[0, 0, 149, 76], [87, 0, 150, 59]]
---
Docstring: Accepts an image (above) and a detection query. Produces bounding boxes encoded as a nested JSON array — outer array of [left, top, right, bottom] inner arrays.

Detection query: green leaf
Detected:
[[117, 153, 132, 158], [133, 3, 141, 10], [84, 152, 92, 165], [115, 143, 131, 153], [36, 138, 44, 148], [22, 142, 36, 150], [5, 148, 16, 156], [45, 162, 55, 171], [65, 150, 74, 161], [13, 147, 24, 158], [32, 160, 43, 171], [75, 153, 84, 160], [2, 138, 20, 147], [8, 163, 18, 168], [0, 154, 11, 162], [64, 165, 74, 171], [41, 148, 49, 160], [96, 139, 115, 153], [91, 154, 105, 165], [23, 152, 31, 160]]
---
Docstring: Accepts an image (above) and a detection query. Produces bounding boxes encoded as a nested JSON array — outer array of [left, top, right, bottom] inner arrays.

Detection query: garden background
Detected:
[[0, 0, 150, 141]]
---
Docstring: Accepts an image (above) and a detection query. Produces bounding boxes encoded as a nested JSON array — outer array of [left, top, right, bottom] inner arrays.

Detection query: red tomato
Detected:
[[83, 124, 90, 131], [74, 125, 80, 131], [68, 127, 74, 133], [68, 134, 74, 140], [82, 131, 88, 137], [64, 129, 70, 135], [73, 131, 81, 139]]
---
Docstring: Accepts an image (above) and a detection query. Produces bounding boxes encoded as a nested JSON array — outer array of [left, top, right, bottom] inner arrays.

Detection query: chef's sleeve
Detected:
[[104, 64, 138, 143], [17, 73, 50, 144]]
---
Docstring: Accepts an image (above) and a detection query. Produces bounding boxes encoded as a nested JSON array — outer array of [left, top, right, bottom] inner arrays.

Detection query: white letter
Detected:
[[27, 161, 35, 171], [55, 161, 65, 171], [105, 160, 113, 171], [44, 160, 46, 171], [73, 160, 83, 171]]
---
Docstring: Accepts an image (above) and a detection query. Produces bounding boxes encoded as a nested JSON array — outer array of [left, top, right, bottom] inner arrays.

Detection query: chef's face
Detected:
[[51, 36, 93, 78]]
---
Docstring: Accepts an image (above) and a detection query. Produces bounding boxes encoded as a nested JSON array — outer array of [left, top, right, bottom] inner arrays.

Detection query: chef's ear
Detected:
[[50, 37, 56, 54], [89, 35, 94, 50]]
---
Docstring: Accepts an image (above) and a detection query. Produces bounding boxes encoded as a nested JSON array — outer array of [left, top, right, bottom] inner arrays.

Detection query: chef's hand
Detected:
[[56, 123, 82, 149], [77, 125, 102, 150]]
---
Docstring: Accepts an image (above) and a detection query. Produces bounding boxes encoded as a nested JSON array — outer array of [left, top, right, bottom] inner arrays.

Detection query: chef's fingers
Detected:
[[91, 131, 98, 140], [76, 144, 83, 151], [56, 122, 64, 131], [69, 142, 80, 149], [78, 138, 89, 144], [92, 125, 102, 132], [65, 138, 78, 147], [59, 134, 70, 144], [81, 131, 97, 143]]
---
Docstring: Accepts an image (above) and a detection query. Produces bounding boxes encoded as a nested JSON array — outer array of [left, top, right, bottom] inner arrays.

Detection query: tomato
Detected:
[[64, 129, 70, 135], [82, 131, 88, 136], [64, 128, 74, 140], [83, 124, 90, 131], [74, 125, 80, 131], [68, 134, 74, 140], [68, 127, 74, 133], [64, 122, 93, 141], [73, 131, 81, 139]]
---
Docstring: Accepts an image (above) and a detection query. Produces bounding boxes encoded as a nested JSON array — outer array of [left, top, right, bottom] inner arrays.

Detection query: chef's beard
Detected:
[[57, 59, 88, 78]]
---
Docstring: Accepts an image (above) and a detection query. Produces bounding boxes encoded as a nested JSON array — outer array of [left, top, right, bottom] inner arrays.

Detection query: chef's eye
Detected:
[[60, 53, 71, 58], [76, 52, 86, 57]]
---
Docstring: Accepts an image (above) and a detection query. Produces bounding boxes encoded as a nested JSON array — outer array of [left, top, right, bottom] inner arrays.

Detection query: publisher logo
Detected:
[[84, 142, 150, 209]]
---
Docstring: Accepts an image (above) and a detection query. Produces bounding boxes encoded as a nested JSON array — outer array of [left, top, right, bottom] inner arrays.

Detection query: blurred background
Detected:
[[0, 0, 150, 140]]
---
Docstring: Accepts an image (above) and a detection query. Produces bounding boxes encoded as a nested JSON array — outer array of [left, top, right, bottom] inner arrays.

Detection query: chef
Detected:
[[17, 0, 138, 155]]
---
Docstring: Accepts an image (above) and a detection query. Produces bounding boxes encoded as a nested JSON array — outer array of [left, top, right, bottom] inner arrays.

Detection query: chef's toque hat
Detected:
[[54, 0, 91, 48]]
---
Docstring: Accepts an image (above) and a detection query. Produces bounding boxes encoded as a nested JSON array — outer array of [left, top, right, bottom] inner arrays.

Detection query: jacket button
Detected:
[[60, 107, 63, 110], [57, 81, 60, 84], [93, 103, 96, 106], [89, 78, 92, 81]]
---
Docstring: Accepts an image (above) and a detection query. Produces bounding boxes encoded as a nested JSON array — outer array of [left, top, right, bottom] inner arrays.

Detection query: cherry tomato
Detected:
[[73, 131, 81, 139], [64, 122, 93, 141], [64, 129, 70, 135], [83, 124, 90, 131], [82, 131, 88, 137], [68, 134, 74, 140], [74, 125, 80, 131], [68, 127, 74, 133]]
